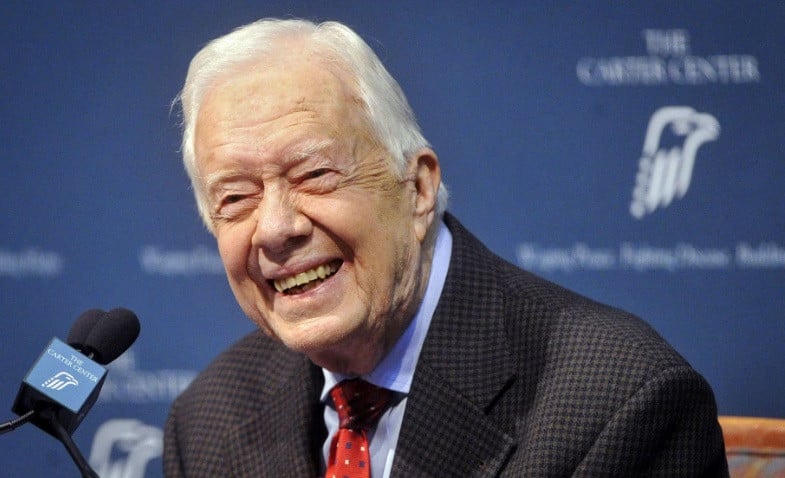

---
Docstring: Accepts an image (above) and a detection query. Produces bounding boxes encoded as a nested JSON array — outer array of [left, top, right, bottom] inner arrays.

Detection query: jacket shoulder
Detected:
[[171, 330, 305, 428], [163, 331, 303, 476]]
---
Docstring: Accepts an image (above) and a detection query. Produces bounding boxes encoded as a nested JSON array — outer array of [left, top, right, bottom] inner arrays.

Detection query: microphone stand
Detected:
[[42, 408, 100, 478]]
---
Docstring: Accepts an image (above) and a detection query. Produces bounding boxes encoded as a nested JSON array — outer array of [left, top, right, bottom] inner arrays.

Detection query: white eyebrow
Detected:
[[284, 138, 335, 161], [203, 169, 250, 197]]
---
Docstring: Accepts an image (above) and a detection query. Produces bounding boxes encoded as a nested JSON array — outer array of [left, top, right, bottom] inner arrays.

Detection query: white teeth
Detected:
[[273, 262, 338, 293], [294, 272, 309, 286]]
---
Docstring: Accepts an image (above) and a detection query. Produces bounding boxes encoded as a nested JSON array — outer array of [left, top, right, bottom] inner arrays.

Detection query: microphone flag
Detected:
[[12, 337, 107, 437]]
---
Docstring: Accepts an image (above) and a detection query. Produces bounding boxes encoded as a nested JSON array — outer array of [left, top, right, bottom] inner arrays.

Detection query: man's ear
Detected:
[[409, 148, 441, 243]]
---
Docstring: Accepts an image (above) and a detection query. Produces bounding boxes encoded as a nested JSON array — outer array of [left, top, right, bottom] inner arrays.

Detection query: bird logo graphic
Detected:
[[89, 419, 163, 478], [630, 106, 720, 219], [42, 371, 79, 391]]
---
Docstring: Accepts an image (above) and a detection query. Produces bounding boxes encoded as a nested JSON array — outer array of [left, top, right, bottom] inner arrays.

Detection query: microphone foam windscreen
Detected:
[[68, 308, 141, 365], [67, 309, 107, 350]]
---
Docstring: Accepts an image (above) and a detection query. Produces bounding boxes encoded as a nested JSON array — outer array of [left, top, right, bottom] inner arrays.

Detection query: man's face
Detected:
[[193, 51, 437, 373]]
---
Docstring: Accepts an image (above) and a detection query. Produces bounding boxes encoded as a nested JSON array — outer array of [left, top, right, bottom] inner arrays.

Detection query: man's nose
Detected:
[[251, 187, 312, 255]]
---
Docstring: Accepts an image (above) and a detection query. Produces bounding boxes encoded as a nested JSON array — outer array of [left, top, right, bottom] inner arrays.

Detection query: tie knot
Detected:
[[330, 379, 392, 431]]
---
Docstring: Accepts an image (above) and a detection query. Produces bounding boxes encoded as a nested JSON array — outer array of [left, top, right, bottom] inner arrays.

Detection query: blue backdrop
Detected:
[[2, 2, 783, 477]]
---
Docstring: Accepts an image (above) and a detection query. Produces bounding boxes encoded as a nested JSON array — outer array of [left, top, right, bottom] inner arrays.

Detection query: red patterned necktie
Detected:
[[325, 378, 392, 478]]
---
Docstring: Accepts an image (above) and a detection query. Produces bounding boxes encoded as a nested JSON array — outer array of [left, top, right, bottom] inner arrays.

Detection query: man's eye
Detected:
[[224, 194, 245, 204], [219, 193, 254, 212], [213, 193, 258, 223], [304, 168, 330, 179]]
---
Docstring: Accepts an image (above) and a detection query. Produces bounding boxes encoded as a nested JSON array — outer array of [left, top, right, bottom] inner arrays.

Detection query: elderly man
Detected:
[[164, 18, 728, 477]]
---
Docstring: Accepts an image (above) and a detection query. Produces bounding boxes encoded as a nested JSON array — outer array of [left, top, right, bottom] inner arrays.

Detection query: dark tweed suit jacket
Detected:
[[164, 214, 728, 477]]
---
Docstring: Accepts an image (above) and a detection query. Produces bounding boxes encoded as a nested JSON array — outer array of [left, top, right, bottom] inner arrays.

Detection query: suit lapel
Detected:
[[392, 215, 517, 477], [226, 354, 325, 477], [392, 365, 515, 477]]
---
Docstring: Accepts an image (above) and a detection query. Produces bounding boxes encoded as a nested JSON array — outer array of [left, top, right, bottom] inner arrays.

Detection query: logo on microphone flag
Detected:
[[42, 371, 79, 391]]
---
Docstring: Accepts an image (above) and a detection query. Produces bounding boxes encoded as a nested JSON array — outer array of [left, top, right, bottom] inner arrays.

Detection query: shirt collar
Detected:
[[321, 220, 453, 400]]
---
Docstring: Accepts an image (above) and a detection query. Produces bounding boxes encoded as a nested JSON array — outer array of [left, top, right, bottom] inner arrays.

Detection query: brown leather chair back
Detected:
[[719, 416, 785, 477]]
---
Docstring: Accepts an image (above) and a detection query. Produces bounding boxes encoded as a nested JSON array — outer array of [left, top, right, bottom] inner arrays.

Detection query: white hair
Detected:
[[177, 18, 448, 230]]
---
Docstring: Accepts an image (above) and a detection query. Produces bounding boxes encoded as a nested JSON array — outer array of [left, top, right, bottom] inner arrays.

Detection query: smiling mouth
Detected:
[[272, 260, 342, 295]]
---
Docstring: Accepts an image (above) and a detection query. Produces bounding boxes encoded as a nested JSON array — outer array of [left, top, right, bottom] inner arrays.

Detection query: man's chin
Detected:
[[270, 316, 353, 353], [272, 320, 381, 374]]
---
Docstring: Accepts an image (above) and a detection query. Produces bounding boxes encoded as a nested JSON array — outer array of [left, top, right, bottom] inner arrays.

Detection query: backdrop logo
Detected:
[[97, 350, 196, 404], [629, 106, 720, 219], [0, 247, 64, 277], [139, 245, 224, 276], [88, 419, 162, 478], [517, 241, 785, 272], [577, 28, 760, 86], [42, 371, 79, 391]]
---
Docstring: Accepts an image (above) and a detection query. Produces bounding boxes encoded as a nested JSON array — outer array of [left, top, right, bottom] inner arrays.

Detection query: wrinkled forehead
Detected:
[[193, 48, 384, 174]]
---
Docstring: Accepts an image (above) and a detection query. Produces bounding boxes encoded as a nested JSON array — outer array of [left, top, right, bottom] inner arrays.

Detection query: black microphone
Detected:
[[11, 308, 140, 436], [4, 308, 140, 478]]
